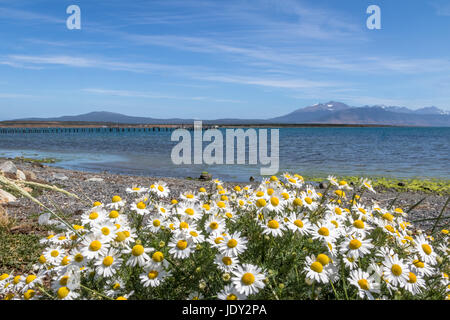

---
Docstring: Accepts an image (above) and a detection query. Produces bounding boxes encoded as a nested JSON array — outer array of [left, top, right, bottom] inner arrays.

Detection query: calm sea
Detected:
[[0, 127, 448, 182]]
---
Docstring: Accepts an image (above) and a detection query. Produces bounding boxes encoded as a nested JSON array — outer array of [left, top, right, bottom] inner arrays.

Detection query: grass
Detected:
[[13, 156, 60, 164], [304, 175, 450, 195], [0, 225, 43, 274]]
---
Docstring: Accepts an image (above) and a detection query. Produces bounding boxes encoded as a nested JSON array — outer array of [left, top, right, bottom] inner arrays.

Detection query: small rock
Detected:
[[0, 189, 17, 204], [0, 161, 17, 175], [16, 169, 26, 181], [319, 182, 328, 189], [53, 173, 69, 181], [87, 177, 104, 182], [249, 176, 255, 182], [398, 182, 406, 187], [23, 170, 37, 181]]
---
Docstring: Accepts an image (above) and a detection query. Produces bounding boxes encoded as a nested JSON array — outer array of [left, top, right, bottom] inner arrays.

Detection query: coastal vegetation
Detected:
[[0, 172, 448, 300]]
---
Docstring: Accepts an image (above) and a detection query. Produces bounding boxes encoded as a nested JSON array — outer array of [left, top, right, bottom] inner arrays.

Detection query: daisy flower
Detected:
[[80, 209, 107, 226], [95, 248, 123, 278], [55, 286, 80, 300], [261, 217, 286, 237], [303, 255, 329, 284], [414, 234, 437, 265], [218, 232, 248, 257], [43, 246, 65, 266], [168, 237, 194, 259], [409, 257, 435, 277], [217, 284, 247, 300], [214, 254, 240, 272], [147, 250, 169, 269], [80, 234, 110, 260], [403, 271, 426, 295], [126, 244, 151, 267], [285, 213, 312, 235], [177, 203, 203, 221], [140, 266, 170, 288], [339, 236, 374, 259], [348, 269, 380, 300], [107, 195, 126, 210], [152, 182, 170, 198], [130, 201, 150, 216], [382, 255, 410, 287], [231, 264, 266, 296], [311, 222, 338, 244], [205, 216, 226, 234], [146, 215, 164, 233], [187, 229, 206, 244], [126, 187, 148, 194], [360, 178, 376, 193]]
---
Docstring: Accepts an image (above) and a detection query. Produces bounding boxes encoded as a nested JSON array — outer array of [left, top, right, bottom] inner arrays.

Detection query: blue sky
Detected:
[[1, 0, 450, 120]]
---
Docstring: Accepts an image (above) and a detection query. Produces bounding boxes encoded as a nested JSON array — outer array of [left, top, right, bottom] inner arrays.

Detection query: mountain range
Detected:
[[6, 101, 450, 126]]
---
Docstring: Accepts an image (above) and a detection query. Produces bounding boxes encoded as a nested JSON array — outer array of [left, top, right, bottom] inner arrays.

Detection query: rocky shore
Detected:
[[0, 158, 448, 232]]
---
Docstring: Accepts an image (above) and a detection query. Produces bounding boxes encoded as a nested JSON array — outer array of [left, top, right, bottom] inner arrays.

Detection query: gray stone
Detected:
[[16, 169, 26, 181], [0, 189, 17, 204], [0, 161, 17, 175], [199, 172, 212, 181], [87, 177, 104, 182], [319, 182, 328, 189], [23, 170, 37, 181], [53, 173, 69, 181]]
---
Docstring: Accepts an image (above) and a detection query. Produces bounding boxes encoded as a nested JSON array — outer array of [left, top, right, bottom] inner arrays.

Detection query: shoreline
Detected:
[[0, 157, 448, 232]]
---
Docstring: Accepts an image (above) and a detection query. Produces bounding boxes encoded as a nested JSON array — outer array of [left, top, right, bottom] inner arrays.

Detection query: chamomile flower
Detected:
[[107, 195, 126, 210], [80, 234, 110, 260], [382, 255, 410, 287], [205, 216, 226, 234], [126, 244, 151, 267], [339, 236, 374, 259], [214, 254, 239, 272], [153, 182, 170, 198], [261, 217, 286, 237], [81, 209, 106, 226], [217, 284, 247, 300], [360, 178, 376, 193], [303, 255, 329, 284], [168, 236, 194, 259], [177, 203, 203, 221], [126, 186, 148, 194], [95, 249, 123, 278], [218, 232, 248, 257], [409, 257, 435, 277], [43, 246, 65, 265], [403, 271, 426, 295], [348, 269, 380, 300], [232, 264, 266, 296], [414, 234, 437, 265], [140, 266, 170, 287], [187, 229, 206, 244], [130, 201, 150, 215], [285, 213, 312, 235]]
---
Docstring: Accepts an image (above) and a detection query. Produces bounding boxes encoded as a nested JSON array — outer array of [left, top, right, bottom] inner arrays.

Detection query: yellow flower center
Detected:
[[137, 202, 146, 210], [89, 240, 102, 251], [210, 222, 219, 230], [353, 220, 365, 229], [382, 213, 394, 222], [158, 185, 164, 192], [294, 219, 303, 228], [57, 287, 70, 299], [89, 212, 99, 220], [349, 239, 362, 250], [153, 219, 160, 227], [179, 222, 189, 229], [59, 276, 69, 286], [316, 254, 330, 266], [186, 194, 194, 199], [310, 261, 323, 273], [357, 279, 370, 290], [413, 259, 424, 268], [318, 227, 329, 236], [61, 256, 70, 266], [24, 289, 35, 300], [214, 237, 224, 244], [115, 232, 126, 242], [408, 272, 417, 283], [112, 196, 122, 203], [176, 240, 188, 250], [391, 264, 403, 276], [152, 251, 164, 262], [148, 270, 159, 279], [222, 257, 232, 265], [293, 198, 303, 206], [38, 255, 46, 264], [241, 273, 255, 285], [103, 256, 114, 266], [227, 239, 238, 248], [132, 245, 144, 256], [226, 294, 238, 300], [267, 220, 279, 229], [334, 207, 342, 215], [421, 244, 432, 255], [51, 250, 60, 257], [93, 201, 102, 207], [101, 227, 110, 236], [270, 197, 279, 206], [304, 197, 313, 205], [185, 208, 194, 216], [25, 275, 36, 284], [217, 201, 226, 208], [74, 253, 84, 262], [256, 198, 267, 208], [190, 231, 198, 237]]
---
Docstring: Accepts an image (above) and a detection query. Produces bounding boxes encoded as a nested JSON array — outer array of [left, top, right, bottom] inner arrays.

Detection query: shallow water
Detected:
[[0, 127, 448, 181]]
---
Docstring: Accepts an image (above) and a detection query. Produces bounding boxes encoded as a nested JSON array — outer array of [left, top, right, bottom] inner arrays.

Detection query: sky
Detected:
[[1, 0, 450, 120]]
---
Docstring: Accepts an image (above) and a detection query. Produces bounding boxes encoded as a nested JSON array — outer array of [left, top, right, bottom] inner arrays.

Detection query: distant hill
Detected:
[[8, 102, 450, 126]]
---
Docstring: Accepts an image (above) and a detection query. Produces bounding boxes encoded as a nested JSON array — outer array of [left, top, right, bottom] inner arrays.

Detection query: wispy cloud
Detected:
[[83, 88, 243, 103], [0, 7, 64, 24]]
